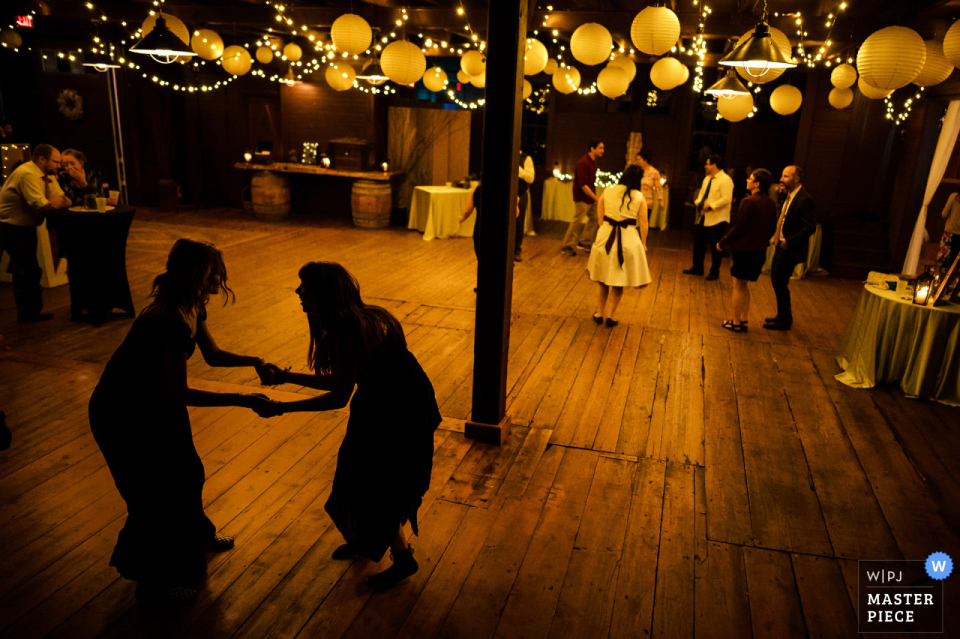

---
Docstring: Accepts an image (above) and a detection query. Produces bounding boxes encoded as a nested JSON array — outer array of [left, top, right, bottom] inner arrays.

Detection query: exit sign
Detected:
[[16, 16, 33, 28]]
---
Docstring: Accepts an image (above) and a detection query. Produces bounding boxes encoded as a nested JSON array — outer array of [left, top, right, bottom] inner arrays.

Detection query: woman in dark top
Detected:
[[717, 168, 778, 332], [259, 261, 442, 590], [58, 149, 117, 205], [89, 239, 276, 605]]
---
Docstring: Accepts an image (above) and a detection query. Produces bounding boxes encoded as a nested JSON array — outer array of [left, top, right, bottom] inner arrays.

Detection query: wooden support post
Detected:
[[466, 0, 529, 445]]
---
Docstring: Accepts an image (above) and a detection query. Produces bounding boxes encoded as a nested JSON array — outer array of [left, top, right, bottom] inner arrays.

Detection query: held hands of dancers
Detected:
[[243, 392, 282, 418], [254, 360, 289, 386]]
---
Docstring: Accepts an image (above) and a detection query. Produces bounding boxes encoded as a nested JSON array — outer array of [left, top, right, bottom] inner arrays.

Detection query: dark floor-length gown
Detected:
[[324, 338, 442, 562], [89, 310, 215, 587]]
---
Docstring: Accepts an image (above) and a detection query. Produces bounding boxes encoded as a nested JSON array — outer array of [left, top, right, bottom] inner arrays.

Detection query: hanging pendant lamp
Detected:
[[82, 49, 121, 71], [357, 58, 389, 85], [718, 1, 796, 77], [705, 69, 751, 99], [130, 15, 196, 63]]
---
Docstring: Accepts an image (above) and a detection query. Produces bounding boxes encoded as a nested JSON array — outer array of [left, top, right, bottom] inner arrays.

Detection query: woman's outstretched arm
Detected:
[[274, 344, 357, 413], [164, 348, 275, 413]]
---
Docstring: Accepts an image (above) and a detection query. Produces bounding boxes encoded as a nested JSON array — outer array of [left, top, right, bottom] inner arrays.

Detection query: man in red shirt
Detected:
[[561, 140, 604, 256]]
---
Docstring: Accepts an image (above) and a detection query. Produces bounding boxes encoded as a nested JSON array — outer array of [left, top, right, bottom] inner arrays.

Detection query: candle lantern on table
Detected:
[[913, 270, 934, 305], [320, 153, 331, 168], [243, 151, 253, 163]]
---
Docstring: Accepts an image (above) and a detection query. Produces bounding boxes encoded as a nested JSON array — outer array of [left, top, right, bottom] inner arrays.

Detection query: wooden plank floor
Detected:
[[1, 207, 958, 639]]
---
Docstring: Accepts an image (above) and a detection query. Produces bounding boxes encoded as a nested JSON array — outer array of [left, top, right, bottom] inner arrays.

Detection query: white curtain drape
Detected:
[[903, 100, 960, 275]]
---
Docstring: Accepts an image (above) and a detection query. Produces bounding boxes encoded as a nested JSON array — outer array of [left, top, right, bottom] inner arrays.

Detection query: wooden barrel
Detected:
[[351, 179, 392, 229], [251, 171, 290, 222]]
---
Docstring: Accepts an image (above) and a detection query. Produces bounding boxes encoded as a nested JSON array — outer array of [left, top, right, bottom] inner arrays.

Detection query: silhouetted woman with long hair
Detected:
[[261, 261, 441, 590], [89, 239, 275, 606]]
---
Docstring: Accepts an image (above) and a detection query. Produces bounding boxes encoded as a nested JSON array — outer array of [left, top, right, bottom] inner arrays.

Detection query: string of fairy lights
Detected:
[[676, 1, 711, 94]]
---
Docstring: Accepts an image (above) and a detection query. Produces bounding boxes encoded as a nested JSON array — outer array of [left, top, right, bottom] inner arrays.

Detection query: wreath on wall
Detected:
[[57, 89, 84, 121]]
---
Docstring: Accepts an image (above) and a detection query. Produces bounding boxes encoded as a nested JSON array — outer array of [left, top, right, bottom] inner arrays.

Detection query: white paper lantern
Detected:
[[523, 79, 532, 99], [256, 46, 274, 64], [0, 29, 23, 49], [325, 63, 356, 91], [382, 40, 426, 85], [828, 87, 854, 109], [524, 38, 548, 75], [857, 77, 892, 99], [734, 27, 792, 84], [607, 56, 637, 82], [423, 66, 448, 92], [571, 23, 613, 66], [283, 42, 302, 63], [857, 26, 926, 91], [544, 58, 558, 75], [679, 62, 690, 85], [717, 93, 754, 122], [457, 69, 472, 84], [191, 29, 223, 61], [220, 46, 252, 76], [470, 71, 486, 88], [944, 20, 960, 68], [770, 85, 803, 115], [631, 6, 681, 56], [650, 57, 686, 90], [914, 41, 953, 87], [142, 13, 190, 46], [331, 14, 372, 56], [553, 66, 581, 94], [830, 63, 857, 89], [597, 66, 630, 98], [461, 50, 486, 77]]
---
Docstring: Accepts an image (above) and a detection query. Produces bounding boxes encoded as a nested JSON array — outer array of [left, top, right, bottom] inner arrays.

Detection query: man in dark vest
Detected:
[[765, 165, 816, 330]]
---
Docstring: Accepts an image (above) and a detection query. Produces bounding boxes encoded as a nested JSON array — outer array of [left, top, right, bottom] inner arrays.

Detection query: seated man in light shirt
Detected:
[[0, 144, 71, 322]]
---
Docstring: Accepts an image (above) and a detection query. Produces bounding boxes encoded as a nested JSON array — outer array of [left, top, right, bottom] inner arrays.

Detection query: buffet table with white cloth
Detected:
[[409, 184, 535, 241]]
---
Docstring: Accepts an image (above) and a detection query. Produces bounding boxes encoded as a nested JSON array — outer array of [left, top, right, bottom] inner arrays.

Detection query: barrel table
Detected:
[[250, 171, 291, 221]]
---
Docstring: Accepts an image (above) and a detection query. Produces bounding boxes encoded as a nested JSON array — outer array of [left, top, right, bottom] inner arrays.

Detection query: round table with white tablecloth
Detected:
[[408, 184, 534, 240]]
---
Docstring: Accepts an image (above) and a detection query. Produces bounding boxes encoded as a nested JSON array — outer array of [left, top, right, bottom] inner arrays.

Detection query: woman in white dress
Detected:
[[587, 165, 651, 327]]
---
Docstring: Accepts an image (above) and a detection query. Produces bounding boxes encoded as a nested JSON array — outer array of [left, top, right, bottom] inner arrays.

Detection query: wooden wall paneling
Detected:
[[280, 80, 375, 163]]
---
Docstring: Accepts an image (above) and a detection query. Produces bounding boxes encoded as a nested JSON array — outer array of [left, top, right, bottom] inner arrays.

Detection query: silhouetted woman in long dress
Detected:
[[89, 239, 275, 605]]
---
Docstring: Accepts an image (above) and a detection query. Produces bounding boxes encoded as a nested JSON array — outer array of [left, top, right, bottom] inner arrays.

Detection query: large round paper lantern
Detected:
[[553, 66, 581, 94], [423, 66, 448, 92], [523, 79, 532, 99], [857, 26, 925, 91], [256, 46, 274, 64], [524, 38, 548, 75], [191, 29, 223, 60], [283, 42, 302, 62], [650, 57, 686, 90], [325, 63, 356, 91], [828, 87, 854, 109], [221, 46, 252, 76], [544, 58, 558, 75], [457, 69, 472, 84], [461, 50, 486, 77], [470, 71, 486, 88], [734, 27, 792, 84], [858, 77, 892, 99], [830, 63, 857, 89], [382, 40, 426, 85], [0, 29, 23, 49], [944, 20, 960, 68], [717, 93, 754, 122], [631, 6, 681, 56], [607, 56, 636, 82], [914, 41, 953, 87], [597, 66, 630, 98], [142, 13, 190, 45], [331, 14, 372, 55], [571, 23, 613, 66], [679, 62, 690, 85], [770, 85, 803, 115]]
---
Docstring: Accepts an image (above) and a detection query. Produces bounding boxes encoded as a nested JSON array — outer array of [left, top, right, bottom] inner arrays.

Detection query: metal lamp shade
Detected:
[[82, 50, 121, 70], [130, 16, 196, 57], [705, 70, 751, 99], [719, 23, 795, 74], [357, 62, 389, 85]]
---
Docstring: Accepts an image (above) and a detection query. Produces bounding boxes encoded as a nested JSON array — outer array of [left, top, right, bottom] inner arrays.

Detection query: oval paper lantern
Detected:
[[523, 79, 532, 99], [571, 23, 613, 66], [524, 38, 548, 75], [325, 63, 356, 91], [650, 57, 686, 90], [470, 71, 486, 88], [631, 6, 681, 56], [0, 29, 23, 49], [830, 63, 857, 89], [828, 87, 854, 109], [607, 56, 637, 82], [457, 69, 472, 84], [913, 41, 953, 87], [553, 66, 581, 94], [858, 76, 892, 99], [191, 29, 223, 60], [734, 27, 792, 84], [944, 20, 960, 68], [142, 13, 190, 45], [220, 46, 252, 76], [770, 85, 803, 115], [598, 66, 630, 98], [679, 62, 690, 85], [382, 40, 426, 85], [423, 66, 448, 92], [544, 58, 558, 75], [717, 93, 754, 122], [461, 50, 486, 77], [857, 26, 925, 91], [283, 42, 302, 62], [331, 14, 372, 55], [256, 46, 274, 64]]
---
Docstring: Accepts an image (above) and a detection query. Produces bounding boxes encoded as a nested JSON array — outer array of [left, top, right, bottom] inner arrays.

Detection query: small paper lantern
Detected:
[[523, 79, 532, 99], [544, 58, 558, 75], [734, 27, 792, 84], [769, 85, 803, 115], [461, 50, 486, 77], [679, 63, 690, 85], [221, 46, 252, 76], [552, 66, 581, 94], [325, 63, 356, 91], [141, 13, 190, 45], [457, 69, 472, 84], [256, 46, 274, 64], [382, 40, 426, 85], [0, 29, 22, 49], [597, 66, 630, 98], [190, 29, 223, 61], [944, 20, 960, 68], [571, 23, 613, 66], [524, 38, 548, 75], [828, 87, 854, 109], [470, 71, 486, 88], [650, 57, 686, 90], [857, 26, 925, 91], [283, 42, 302, 63], [607, 56, 636, 82], [830, 63, 857, 89], [858, 77, 892, 99], [423, 66, 448, 92], [717, 93, 754, 122], [913, 41, 953, 87], [631, 6, 681, 57], [331, 14, 372, 56]]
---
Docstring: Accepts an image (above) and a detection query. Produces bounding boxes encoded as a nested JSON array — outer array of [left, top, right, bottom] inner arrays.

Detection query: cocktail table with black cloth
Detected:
[[47, 206, 136, 326]]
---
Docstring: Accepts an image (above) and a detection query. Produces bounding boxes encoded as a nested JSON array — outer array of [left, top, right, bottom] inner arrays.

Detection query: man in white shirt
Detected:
[[515, 150, 534, 262], [0, 144, 71, 322], [685, 155, 734, 281]]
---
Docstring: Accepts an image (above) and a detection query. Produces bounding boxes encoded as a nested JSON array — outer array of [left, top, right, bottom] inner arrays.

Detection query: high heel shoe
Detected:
[[592, 313, 603, 324], [605, 318, 618, 328], [721, 320, 742, 332]]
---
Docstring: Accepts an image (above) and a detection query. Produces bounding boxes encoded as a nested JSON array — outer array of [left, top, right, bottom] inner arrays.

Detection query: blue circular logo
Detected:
[[926, 552, 953, 580]]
